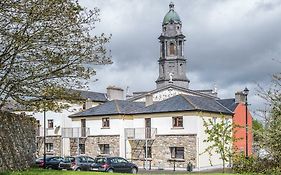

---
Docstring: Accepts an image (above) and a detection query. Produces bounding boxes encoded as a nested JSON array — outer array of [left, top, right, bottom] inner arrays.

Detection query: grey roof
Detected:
[[79, 90, 108, 102], [70, 100, 145, 117], [131, 94, 232, 114], [217, 98, 238, 112], [70, 90, 108, 102], [70, 94, 233, 118]]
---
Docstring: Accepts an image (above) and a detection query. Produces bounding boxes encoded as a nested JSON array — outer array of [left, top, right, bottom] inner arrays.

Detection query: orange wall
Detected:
[[233, 103, 253, 155]]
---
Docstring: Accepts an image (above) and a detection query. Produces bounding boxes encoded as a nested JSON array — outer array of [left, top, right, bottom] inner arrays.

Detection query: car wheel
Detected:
[[107, 168, 114, 173], [131, 167, 137, 174], [75, 168, 81, 171], [47, 166, 52, 170]]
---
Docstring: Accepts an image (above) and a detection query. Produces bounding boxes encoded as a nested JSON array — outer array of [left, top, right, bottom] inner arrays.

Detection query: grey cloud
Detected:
[[81, 0, 281, 116]]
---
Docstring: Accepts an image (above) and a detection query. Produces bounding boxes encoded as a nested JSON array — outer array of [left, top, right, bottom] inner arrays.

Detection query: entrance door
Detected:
[[145, 118, 151, 139]]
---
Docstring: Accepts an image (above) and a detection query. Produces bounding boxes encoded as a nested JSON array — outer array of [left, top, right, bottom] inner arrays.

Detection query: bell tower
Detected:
[[156, 2, 190, 89]]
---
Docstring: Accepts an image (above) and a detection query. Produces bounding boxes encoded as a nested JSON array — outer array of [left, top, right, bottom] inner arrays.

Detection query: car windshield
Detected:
[[94, 157, 106, 164], [64, 157, 75, 163]]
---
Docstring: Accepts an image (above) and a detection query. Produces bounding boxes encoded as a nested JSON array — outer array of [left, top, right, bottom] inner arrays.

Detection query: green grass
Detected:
[[0, 169, 237, 175]]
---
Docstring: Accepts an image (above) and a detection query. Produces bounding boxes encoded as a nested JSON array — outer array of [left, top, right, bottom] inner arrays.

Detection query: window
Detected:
[[170, 147, 184, 159], [169, 42, 175, 55], [48, 119, 53, 129], [79, 144, 85, 154], [102, 118, 110, 128], [172, 116, 183, 127], [36, 120, 40, 136], [81, 119, 86, 137], [46, 143, 53, 152], [143, 146, 152, 158], [99, 144, 110, 154], [87, 157, 95, 163]]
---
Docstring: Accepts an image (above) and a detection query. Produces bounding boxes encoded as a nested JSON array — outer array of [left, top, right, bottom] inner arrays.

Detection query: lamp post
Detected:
[[43, 109, 46, 169], [243, 87, 249, 158]]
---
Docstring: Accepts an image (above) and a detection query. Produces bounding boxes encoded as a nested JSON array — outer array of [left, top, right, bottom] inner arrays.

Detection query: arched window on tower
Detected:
[[169, 42, 175, 55], [161, 42, 165, 58], [179, 40, 182, 56]]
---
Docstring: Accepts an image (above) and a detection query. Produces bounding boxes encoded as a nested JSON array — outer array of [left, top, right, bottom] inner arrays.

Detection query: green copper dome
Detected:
[[163, 2, 181, 25]]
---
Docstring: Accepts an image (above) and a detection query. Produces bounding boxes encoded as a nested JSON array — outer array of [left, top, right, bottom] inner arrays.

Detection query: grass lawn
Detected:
[[0, 168, 237, 175]]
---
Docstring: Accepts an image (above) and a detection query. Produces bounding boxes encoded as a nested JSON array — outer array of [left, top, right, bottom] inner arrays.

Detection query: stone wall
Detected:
[[37, 136, 62, 157], [70, 137, 86, 156], [0, 111, 36, 172], [130, 134, 197, 169], [85, 135, 119, 157]]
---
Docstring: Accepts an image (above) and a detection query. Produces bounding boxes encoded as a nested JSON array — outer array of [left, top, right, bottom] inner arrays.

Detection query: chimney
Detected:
[[106, 86, 124, 100], [235, 91, 246, 103], [84, 98, 92, 109], [145, 93, 153, 106]]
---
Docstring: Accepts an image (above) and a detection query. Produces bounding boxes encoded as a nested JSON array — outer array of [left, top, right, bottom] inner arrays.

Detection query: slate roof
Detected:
[[131, 94, 232, 114], [78, 90, 108, 102], [70, 90, 108, 102], [217, 98, 238, 112], [70, 94, 233, 118], [70, 100, 145, 117]]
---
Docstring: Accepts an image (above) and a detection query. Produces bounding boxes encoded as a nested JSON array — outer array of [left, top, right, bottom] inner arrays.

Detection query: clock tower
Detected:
[[156, 2, 190, 89]]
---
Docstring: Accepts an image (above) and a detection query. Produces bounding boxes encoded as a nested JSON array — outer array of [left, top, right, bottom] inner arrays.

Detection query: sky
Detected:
[[79, 0, 281, 119]]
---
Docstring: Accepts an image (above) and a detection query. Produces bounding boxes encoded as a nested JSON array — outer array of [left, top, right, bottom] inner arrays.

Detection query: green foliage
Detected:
[[233, 153, 281, 175], [252, 119, 264, 143], [257, 72, 281, 165], [201, 115, 236, 173], [0, 0, 112, 111]]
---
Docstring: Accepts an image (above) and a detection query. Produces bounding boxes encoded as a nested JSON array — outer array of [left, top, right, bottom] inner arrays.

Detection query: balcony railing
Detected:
[[36, 127, 61, 137], [125, 128, 157, 140], [61, 127, 90, 138]]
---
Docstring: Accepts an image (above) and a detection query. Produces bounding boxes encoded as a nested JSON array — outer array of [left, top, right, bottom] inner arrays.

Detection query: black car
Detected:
[[36, 156, 64, 169], [58, 155, 95, 171], [91, 156, 138, 174]]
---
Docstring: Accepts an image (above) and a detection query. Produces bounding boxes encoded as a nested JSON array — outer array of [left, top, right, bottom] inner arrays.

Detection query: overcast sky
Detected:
[[79, 0, 281, 119]]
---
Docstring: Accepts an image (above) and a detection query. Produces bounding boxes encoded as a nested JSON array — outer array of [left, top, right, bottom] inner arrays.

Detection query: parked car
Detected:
[[91, 156, 138, 174], [58, 155, 95, 171], [36, 156, 64, 169]]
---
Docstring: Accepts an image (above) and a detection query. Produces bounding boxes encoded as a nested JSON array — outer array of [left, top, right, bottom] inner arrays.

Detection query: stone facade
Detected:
[[85, 135, 120, 157], [0, 112, 36, 172], [36, 135, 62, 157], [130, 134, 197, 169], [70, 137, 86, 156]]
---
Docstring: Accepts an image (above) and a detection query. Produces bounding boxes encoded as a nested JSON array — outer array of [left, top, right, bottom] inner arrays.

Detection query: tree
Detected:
[[257, 72, 281, 165], [252, 119, 264, 143], [202, 115, 237, 173], [0, 0, 112, 111]]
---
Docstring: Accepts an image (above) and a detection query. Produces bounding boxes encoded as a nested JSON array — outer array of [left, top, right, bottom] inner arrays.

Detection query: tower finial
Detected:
[[169, 2, 174, 10]]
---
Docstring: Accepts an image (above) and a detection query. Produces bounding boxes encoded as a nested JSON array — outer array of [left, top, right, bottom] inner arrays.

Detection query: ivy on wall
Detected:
[[0, 111, 36, 172]]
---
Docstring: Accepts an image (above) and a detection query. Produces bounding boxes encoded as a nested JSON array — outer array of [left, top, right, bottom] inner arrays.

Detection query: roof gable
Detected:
[[129, 84, 218, 102]]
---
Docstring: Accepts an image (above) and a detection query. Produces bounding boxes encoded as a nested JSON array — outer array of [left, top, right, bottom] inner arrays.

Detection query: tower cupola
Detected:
[[163, 2, 181, 25]]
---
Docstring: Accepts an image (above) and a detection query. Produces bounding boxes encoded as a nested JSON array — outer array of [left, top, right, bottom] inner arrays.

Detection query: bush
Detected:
[[232, 153, 281, 174]]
